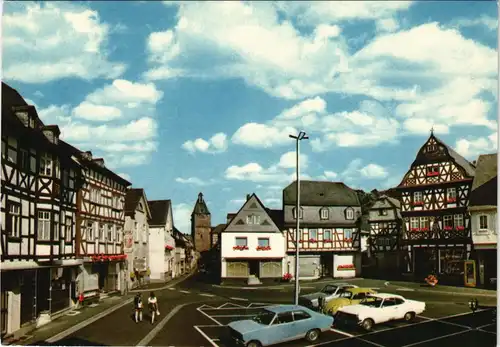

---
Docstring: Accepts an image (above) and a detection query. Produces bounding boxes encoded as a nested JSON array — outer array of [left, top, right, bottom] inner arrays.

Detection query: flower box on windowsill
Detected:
[[323, 239, 332, 242], [456, 226, 465, 231], [413, 201, 424, 206], [410, 228, 419, 232], [233, 245, 249, 250], [337, 264, 355, 271], [420, 228, 430, 232], [308, 239, 317, 243], [256, 246, 271, 251], [344, 238, 352, 242], [426, 172, 439, 177], [443, 226, 453, 231], [447, 198, 457, 203]]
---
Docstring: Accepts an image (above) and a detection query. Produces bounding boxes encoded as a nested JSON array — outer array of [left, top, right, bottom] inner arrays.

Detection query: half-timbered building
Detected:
[[283, 181, 363, 279], [468, 153, 497, 289], [221, 194, 285, 283], [396, 132, 476, 283], [1, 83, 83, 335], [124, 188, 152, 289], [367, 195, 404, 274], [61, 143, 131, 298]]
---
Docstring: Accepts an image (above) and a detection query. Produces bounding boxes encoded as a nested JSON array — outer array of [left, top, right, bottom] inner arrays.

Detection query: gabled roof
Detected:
[[283, 181, 360, 206], [148, 200, 171, 226], [211, 224, 226, 235], [265, 208, 284, 230], [470, 153, 497, 207], [223, 193, 282, 233], [125, 188, 152, 219], [192, 192, 210, 215]]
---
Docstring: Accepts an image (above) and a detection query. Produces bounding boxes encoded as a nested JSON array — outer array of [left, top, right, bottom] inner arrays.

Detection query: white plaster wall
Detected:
[[471, 210, 497, 246], [221, 232, 286, 259], [333, 254, 356, 278], [148, 226, 165, 280], [8, 290, 21, 334]]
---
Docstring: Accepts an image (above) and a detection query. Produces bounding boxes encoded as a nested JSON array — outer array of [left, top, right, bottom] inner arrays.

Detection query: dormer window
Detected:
[[427, 144, 437, 152], [293, 207, 303, 219], [246, 214, 260, 225], [320, 208, 329, 220], [345, 207, 354, 220], [378, 209, 388, 216]]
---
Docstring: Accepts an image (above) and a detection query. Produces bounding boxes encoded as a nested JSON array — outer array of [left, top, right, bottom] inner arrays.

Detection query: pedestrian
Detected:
[[148, 292, 160, 324], [134, 293, 143, 323]]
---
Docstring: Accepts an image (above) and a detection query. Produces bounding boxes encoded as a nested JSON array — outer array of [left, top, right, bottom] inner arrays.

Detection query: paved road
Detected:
[[174, 299, 496, 347]]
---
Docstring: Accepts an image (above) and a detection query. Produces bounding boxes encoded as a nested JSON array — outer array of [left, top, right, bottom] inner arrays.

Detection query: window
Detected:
[[275, 312, 294, 324], [479, 215, 488, 230], [413, 191, 423, 202], [19, 149, 29, 171], [378, 209, 388, 216], [420, 217, 429, 229], [293, 207, 303, 219], [235, 237, 247, 247], [38, 211, 51, 240], [427, 144, 437, 152], [443, 215, 453, 228], [40, 153, 52, 176], [410, 217, 419, 230], [426, 166, 439, 175], [309, 229, 318, 240], [54, 213, 59, 241], [108, 224, 113, 241], [344, 229, 353, 239], [345, 208, 354, 220], [447, 188, 456, 200], [86, 222, 94, 240], [134, 222, 139, 241], [7, 138, 17, 163], [454, 214, 464, 228], [246, 215, 261, 225], [116, 227, 122, 243], [65, 217, 72, 242], [258, 238, 269, 247], [293, 311, 311, 321], [99, 224, 105, 241], [324, 229, 332, 240], [320, 208, 329, 219], [352, 293, 367, 300], [382, 298, 397, 307], [62, 170, 69, 187], [7, 204, 20, 237], [394, 298, 405, 305]]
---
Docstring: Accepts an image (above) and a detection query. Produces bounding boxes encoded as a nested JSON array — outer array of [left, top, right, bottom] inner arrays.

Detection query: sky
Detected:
[[2, 1, 498, 234]]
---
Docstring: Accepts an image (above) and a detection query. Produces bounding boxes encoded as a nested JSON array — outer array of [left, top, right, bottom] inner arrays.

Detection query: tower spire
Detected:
[[430, 126, 434, 135]]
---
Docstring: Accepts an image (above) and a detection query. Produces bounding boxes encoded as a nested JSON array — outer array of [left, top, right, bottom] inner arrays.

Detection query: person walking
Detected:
[[148, 292, 159, 324], [134, 293, 143, 323]]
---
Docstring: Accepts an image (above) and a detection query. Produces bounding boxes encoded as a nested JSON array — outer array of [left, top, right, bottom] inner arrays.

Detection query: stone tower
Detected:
[[191, 192, 212, 253]]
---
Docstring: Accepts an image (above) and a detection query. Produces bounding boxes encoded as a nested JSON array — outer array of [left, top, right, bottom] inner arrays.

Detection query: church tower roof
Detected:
[[192, 192, 210, 215]]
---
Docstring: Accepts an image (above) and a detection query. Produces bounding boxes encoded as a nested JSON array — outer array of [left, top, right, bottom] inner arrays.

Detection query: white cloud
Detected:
[[455, 132, 498, 160], [172, 203, 192, 234], [359, 164, 389, 179], [72, 102, 122, 122], [317, 170, 338, 181], [182, 132, 228, 154], [230, 199, 246, 205], [3, 2, 125, 83], [451, 15, 498, 31], [232, 123, 298, 149], [117, 173, 131, 181], [175, 177, 214, 186], [277, 151, 308, 169], [341, 159, 390, 181]]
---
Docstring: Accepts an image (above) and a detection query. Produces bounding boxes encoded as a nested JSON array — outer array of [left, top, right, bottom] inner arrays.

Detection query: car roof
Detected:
[[369, 293, 404, 300], [347, 287, 376, 293], [266, 305, 311, 313]]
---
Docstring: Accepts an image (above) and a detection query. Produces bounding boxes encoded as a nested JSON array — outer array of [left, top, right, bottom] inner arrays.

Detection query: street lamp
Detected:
[[289, 131, 309, 305]]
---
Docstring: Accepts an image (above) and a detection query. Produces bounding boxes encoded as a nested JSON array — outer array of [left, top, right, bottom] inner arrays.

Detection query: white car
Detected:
[[298, 283, 359, 310], [334, 293, 426, 331]]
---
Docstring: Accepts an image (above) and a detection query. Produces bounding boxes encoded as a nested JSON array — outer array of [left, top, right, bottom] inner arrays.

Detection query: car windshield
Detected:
[[321, 285, 338, 294], [338, 291, 353, 299], [252, 311, 276, 325], [360, 297, 383, 307]]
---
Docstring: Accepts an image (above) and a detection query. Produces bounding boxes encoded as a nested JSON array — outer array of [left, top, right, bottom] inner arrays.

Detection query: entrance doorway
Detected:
[[320, 253, 333, 277], [249, 260, 260, 277], [1, 290, 7, 336], [413, 248, 437, 277]]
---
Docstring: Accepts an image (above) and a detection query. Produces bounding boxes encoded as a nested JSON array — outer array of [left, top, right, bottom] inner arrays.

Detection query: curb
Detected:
[[129, 271, 195, 293], [214, 277, 363, 290]]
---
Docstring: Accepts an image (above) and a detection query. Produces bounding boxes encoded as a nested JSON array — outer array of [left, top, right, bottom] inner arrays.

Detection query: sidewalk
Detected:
[[5, 271, 194, 345]]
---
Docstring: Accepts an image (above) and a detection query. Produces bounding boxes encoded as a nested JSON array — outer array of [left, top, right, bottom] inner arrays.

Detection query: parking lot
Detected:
[[194, 302, 497, 347]]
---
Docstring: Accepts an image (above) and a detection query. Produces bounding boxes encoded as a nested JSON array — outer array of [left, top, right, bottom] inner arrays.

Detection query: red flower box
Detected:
[[420, 227, 430, 232], [256, 246, 271, 251], [426, 172, 439, 177], [165, 245, 174, 250], [443, 226, 452, 231], [233, 245, 249, 250], [447, 198, 457, 203], [410, 228, 419, 232], [344, 238, 352, 242], [337, 264, 355, 271], [456, 226, 465, 230], [323, 239, 332, 242], [413, 201, 424, 206], [309, 239, 317, 243], [283, 273, 293, 281]]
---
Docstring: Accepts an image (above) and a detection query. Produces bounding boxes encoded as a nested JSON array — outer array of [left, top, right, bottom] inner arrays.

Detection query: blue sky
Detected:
[[3, 1, 498, 234]]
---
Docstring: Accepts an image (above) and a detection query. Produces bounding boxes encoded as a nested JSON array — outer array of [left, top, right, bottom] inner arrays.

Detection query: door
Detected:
[[1, 290, 7, 336], [20, 270, 36, 324], [249, 260, 259, 277], [51, 268, 71, 313], [380, 298, 399, 321], [260, 260, 282, 278], [226, 261, 249, 278], [272, 312, 296, 343], [36, 268, 51, 314]]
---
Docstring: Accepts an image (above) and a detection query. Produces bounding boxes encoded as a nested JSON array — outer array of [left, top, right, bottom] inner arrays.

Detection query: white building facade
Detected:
[[221, 194, 286, 282], [148, 200, 175, 281], [124, 189, 151, 289]]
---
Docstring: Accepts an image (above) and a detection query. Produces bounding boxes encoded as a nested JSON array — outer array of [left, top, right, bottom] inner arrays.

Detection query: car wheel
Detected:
[[305, 329, 321, 342], [404, 312, 416, 322], [246, 341, 261, 347], [361, 318, 374, 331]]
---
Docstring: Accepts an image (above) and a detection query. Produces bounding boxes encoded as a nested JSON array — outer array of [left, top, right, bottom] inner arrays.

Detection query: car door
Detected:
[[392, 298, 407, 320], [292, 310, 313, 336], [271, 312, 296, 343], [380, 298, 398, 322]]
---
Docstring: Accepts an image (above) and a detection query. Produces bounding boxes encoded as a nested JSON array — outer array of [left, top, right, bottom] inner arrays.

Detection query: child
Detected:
[[148, 292, 159, 324], [134, 293, 143, 323]]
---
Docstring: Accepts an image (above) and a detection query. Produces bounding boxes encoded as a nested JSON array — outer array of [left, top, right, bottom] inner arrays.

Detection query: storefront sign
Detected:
[[124, 232, 134, 251]]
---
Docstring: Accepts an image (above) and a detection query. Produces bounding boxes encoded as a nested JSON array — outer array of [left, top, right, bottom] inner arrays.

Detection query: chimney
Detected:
[[92, 158, 105, 167], [82, 151, 93, 161], [472, 160, 477, 166], [42, 125, 61, 144], [246, 194, 251, 201]]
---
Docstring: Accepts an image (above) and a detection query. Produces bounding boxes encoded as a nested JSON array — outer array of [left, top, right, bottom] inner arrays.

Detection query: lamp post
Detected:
[[289, 131, 308, 305]]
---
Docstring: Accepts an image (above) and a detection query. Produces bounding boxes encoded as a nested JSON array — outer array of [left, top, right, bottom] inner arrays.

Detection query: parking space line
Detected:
[[401, 329, 470, 347], [179, 290, 190, 294], [211, 314, 256, 317], [230, 297, 249, 301], [218, 302, 245, 308], [478, 329, 497, 335], [476, 323, 496, 330], [199, 293, 216, 297], [168, 287, 175, 290], [198, 304, 216, 309], [194, 326, 220, 347], [330, 328, 354, 337], [356, 338, 387, 347], [196, 307, 223, 326]]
